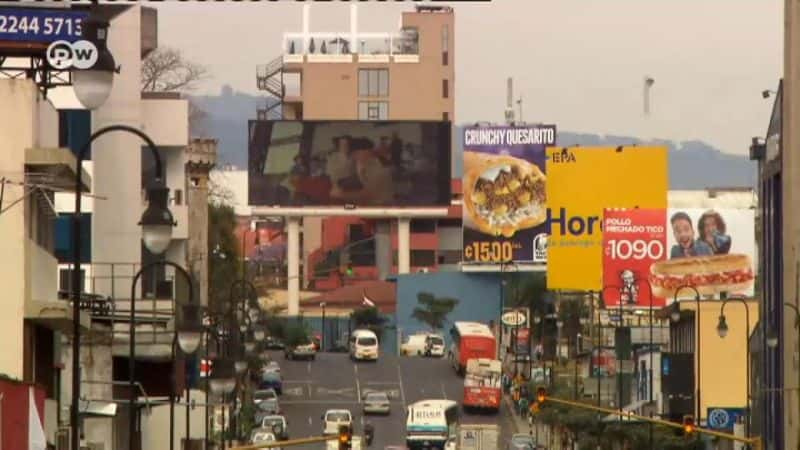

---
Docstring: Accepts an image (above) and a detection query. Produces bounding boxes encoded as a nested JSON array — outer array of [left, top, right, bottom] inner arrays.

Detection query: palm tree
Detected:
[[411, 292, 459, 331]]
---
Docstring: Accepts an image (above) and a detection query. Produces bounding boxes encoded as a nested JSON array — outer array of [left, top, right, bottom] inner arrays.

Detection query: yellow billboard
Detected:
[[545, 146, 668, 290]]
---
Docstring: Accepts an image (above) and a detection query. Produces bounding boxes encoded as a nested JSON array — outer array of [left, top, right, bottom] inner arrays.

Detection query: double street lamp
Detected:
[[671, 285, 702, 421], [716, 297, 752, 437]]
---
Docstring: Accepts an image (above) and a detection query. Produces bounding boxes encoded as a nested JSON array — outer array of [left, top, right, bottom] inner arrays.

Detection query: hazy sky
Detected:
[[149, 0, 782, 156]]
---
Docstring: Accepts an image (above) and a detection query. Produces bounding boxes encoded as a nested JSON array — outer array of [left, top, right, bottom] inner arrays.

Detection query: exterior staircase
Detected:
[[256, 55, 285, 120]]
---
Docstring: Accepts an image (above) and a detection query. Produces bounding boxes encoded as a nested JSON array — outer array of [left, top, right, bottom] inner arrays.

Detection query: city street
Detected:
[[267, 350, 516, 449]]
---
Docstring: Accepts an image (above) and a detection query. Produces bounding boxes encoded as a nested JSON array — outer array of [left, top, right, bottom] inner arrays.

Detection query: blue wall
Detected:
[[396, 272, 502, 346]]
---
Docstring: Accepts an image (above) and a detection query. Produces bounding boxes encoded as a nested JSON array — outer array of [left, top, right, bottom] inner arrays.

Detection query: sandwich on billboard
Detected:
[[461, 125, 556, 264], [602, 207, 755, 307], [546, 146, 668, 291], [248, 120, 451, 207]]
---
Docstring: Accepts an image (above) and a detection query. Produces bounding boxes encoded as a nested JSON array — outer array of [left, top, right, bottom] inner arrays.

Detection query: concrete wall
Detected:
[[140, 389, 207, 450], [141, 98, 189, 147], [0, 80, 38, 379], [29, 240, 58, 303], [395, 272, 500, 344]]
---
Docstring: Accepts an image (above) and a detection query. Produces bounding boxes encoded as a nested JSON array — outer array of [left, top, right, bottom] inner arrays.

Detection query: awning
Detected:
[[25, 147, 91, 192], [79, 400, 117, 417], [25, 300, 91, 334]]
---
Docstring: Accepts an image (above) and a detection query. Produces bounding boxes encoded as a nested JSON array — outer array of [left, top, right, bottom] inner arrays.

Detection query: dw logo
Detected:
[[46, 40, 98, 70], [533, 233, 548, 262]]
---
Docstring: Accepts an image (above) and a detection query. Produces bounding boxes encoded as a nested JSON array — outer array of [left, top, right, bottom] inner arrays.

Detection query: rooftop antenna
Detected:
[[505, 77, 515, 124], [643, 76, 655, 116]]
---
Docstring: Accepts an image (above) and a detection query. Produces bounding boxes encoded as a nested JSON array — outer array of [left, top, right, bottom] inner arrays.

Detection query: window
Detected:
[[442, 79, 449, 99], [410, 219, 436, 234], [190, 177, 200, 187], [174, 189, 183, 206], [358, 102, 389, 120], [443, 112, 449, 121], [59, 268, 86, 293], [442, 24, 449, 65], [411, 250, 436, 267], [358, 69, 389, 97], [437, 250, 462, 265]]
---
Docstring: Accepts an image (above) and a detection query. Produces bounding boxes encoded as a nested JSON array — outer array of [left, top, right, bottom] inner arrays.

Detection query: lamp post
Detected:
[[671, 285, 701, 421], [716, 297, 752, 437], [765, 302, 800, 448], [72, 4, 118, 110], [168, 301, 203, 450], [129, 261, 198, 450], [69, 124, 170, 450], [320, 302, 327, 352], [532, 315, 541, 382]]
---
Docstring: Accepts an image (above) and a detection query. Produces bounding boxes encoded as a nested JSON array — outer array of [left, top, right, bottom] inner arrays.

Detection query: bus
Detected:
[[448, 322, 496, 375], [462, 358, 502, 413], [405, 399, 459, 450]]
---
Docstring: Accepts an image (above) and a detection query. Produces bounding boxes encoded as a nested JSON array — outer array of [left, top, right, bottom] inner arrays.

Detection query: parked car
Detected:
[[312, 333, 322, 351], [507, 434, 536, 450], [265, 336, 285, 350], [400, 333, 430, 356], [362, 391, 390, 415], [260, 415, 289, 440], [263, 361, 281, 374], [321, 409, 352, 435], [260, 371, 283, 394], [254, 389, 280, 415], [285, 341, 316, 360], [250, 429, 280, 449]]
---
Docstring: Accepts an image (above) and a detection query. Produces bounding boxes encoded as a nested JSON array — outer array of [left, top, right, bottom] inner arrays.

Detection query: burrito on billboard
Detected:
[[602, 208, 667, 308], [650, 208, 756, 299], [462, 125, 556, 263]]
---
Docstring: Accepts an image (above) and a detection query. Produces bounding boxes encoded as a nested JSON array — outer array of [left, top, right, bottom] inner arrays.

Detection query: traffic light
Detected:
[[682, 415, 696, 435], [536, 386, 547, 403], [338, 424, 352, 450], [346, 263, 354, 276]]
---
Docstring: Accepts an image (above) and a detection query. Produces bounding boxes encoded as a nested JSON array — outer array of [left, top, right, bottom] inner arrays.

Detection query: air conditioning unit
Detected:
[[56, 428, 70, 450]]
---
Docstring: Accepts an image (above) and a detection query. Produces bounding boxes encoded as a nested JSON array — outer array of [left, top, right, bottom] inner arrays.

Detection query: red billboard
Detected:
[[602, 208, 667, 308]]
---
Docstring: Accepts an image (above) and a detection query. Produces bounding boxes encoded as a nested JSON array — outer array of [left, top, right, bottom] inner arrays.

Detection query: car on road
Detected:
[[362, 391, 391, 415], [250, 429, 280, 449], [260, 415, 289, 440], [350, 329, 379, 361], [254, 388, 280, 415], [425, 334, 446, 357], [284, 340, 317, 360], [259, 370, 283, 394], [263, 361, 281, 373], [321, 409, 353, 435], [265, 336, 285, 350], [401, 333, 429, 356], [507, 434, 536, 450]]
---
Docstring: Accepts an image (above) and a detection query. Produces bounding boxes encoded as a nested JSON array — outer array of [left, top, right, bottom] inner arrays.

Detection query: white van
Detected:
[[349, 329, 379, 361]]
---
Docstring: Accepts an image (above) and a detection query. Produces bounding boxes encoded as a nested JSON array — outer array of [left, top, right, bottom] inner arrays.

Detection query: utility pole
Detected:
[[643, 76, 654, 115], [505, 77, 515, 124]]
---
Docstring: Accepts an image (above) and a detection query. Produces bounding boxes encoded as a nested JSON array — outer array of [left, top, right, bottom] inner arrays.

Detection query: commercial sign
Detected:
[[462, 125, 556, 263], [655, 208, 755, 299], [591, 348, 616, 377], [514, 327, 530, 355], [0, 8, 88, 44], [546, 146, 668, 290], [706, 407, 744, 431], [501, 310, 526, 327], [602, 208, 667, 308]]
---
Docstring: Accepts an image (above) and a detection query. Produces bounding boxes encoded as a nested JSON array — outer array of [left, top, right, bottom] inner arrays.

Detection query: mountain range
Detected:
[[191, 86, 757, 189]]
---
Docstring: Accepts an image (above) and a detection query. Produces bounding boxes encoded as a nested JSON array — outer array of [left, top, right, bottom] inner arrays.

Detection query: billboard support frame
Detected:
[[250, 206, 450, 218]]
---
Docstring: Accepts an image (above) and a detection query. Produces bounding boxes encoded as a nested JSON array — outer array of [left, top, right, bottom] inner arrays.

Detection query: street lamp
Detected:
[[69, 125, 170, 450], [72, 6, 118, 110], [672, 285, 701, 421], [129, 261, 195, 450], [254, 327, 266, 342], [169, 302, 203, 450], [716, 298, 751, 437]]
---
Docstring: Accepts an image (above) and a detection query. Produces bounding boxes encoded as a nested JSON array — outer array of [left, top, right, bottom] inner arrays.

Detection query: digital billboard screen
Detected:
[[248, 120, 451, 207]]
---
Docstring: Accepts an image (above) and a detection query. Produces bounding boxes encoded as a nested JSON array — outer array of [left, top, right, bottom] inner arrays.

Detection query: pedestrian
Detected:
[[519, 396, 529, 417]]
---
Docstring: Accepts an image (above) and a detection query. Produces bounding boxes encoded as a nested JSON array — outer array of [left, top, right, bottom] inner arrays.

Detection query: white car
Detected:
[[321, 409, 352, 435], [263, 361, 281, 374], [425, 334, 446, 357], [400, 333, 429, 356], [250, 430, 280, 450]]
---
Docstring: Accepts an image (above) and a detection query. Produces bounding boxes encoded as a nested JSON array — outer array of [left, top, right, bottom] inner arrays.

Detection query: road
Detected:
[[264, 350, 516, 450]]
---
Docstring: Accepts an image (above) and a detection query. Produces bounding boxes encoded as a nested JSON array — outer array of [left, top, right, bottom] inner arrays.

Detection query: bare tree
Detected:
[[141, 47, 210, 136]]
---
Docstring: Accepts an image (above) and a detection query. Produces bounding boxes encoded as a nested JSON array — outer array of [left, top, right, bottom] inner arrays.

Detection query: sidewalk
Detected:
[[503, 394, 569, 450]]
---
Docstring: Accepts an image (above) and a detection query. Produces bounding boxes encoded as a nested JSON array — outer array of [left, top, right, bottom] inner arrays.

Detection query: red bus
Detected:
[[448, 321, 496, 375], [463, 358, 502, 412]]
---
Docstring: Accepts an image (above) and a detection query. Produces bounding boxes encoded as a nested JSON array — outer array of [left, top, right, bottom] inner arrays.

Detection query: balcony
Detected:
[[283, 29, 420, 65]]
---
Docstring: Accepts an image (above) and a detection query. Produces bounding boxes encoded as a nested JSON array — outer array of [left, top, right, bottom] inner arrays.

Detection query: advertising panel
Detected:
[[546, 146, 668, 290], [591, 348, 617, 377], [654, 208, 755, 299], [0, 8, 88, 44], [462, 125, 556, 263], [248, 120, 451, 207], [514, 327, 530, 356], [602, 208, 667, 308]]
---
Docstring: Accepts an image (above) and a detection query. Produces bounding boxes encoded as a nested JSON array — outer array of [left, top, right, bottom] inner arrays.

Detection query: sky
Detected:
[[123, 1, 783, 156]]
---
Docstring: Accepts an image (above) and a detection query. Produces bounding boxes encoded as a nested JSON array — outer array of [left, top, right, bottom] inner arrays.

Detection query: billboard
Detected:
[[0, 8, 88, 44], [546, 146, 668, 290], [462, 125, 556, 263], [248, 120, 451, 207], [602, 208, 667, 308], [653, 208, 756, 299]]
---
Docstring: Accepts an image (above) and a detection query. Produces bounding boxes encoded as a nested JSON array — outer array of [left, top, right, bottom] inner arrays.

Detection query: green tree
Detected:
[[411, 292, 459, 331], [284, 322, 311, 347], [208, 195, 240, 314]]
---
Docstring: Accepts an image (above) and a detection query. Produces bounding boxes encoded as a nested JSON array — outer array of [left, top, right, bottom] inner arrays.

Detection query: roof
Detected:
[[305, 280, 397, 313], [452, 321, 494, 338]]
